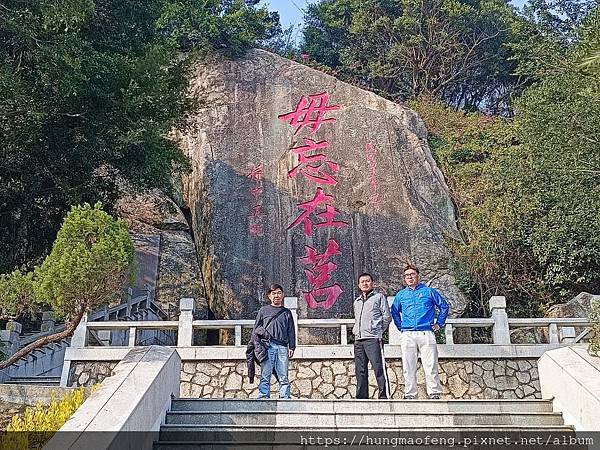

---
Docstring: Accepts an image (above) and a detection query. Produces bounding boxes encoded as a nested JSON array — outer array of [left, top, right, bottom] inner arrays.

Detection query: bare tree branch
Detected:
[[0, 305, 87, 370]]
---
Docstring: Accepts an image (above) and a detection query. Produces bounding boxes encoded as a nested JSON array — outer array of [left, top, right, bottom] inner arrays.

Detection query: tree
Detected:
[[411, 97, 547, 316], [0, 270, 37, 321], [0, 0, 279, 274], [302, 0, 524, 111], [411, 7, 600, 315], [505, 0, 596, 81], [0, 203, 135, 369], [512, 6, 600, 300]]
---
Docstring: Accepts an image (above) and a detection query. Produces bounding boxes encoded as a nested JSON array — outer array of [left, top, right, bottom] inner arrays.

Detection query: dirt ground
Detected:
[[0, 401, 27, 430]]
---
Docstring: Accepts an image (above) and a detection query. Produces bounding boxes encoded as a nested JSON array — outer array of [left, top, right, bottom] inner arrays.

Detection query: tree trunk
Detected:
[[0, 307, 86, 370]]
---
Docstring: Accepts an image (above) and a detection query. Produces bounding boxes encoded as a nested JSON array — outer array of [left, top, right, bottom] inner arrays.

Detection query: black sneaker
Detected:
[[403, 395, 417, 400], [429, 394, 441, 400]]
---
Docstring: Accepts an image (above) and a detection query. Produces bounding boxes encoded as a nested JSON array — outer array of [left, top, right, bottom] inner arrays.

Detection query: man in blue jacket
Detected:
[[391, 264, 449, 399]]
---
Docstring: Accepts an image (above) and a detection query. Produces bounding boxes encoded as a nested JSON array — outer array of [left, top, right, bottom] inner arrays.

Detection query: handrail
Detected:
[[87, 321, 178, 330], [192, 320, 254, 328], [16, 290, 160, 348], [508, 318, 591, 327], [65, 295, 596, 349]]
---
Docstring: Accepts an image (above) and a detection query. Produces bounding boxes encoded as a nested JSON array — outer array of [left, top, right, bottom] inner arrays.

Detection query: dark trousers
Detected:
[[354, 338, 389, 399]]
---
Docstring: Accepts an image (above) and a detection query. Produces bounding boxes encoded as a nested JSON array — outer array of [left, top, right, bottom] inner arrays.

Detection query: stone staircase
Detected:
[[0, 289, 171, 385], [3, 375, 61, 385], [154, 398, 577, 449]]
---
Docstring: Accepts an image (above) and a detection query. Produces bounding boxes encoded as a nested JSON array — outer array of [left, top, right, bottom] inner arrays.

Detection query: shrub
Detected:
[[589, 298, 600, 357], [1, 387, 86, 450]]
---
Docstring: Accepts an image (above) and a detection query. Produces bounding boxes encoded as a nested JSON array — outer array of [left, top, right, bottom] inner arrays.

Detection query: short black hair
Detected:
[[357, 272, 374, 283], [404, 264, 420, 274], [266, 284, 284, 295]]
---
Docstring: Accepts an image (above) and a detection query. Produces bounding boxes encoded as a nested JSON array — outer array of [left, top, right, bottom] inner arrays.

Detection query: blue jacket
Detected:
[[391, 283, 449, 331]]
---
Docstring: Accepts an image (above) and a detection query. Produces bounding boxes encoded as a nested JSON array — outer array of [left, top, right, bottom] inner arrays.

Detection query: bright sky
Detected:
[[259, 0, 528, 42]]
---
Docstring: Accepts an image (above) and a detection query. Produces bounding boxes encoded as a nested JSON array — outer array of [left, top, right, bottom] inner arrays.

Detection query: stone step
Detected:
[[157, 425, 577, 448], [5, 376, 61, 385], [171, 398, 554, 414], [159, 424, 576, 432], [154, 431, 585, 450], [165, 410, 565, 427]]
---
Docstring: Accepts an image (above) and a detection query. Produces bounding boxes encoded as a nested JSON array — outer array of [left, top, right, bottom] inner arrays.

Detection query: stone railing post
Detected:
[[126, 287, 134, 316], [71, 313, 88, 348], [41, 311, 56, 333], [548, 323, 559, 344], [490, 296, 511, 344], [285, 297, 299, 346], [559, 326, 576, 343], [177, 298, 195, 347], [0, 321, 22, 357], [234, 325, 242, 346], [445, 324, 455, 345], [388, 296, 402, 345]]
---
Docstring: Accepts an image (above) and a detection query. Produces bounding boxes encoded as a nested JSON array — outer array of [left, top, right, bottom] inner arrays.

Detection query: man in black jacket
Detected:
[[353, 272, 392, 399], [253, 284, 296, 399]]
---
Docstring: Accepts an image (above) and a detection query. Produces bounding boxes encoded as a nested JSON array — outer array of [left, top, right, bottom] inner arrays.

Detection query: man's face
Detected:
[[404, 269, 420, 288], [268, 289, 284, 306], [358, 275, 374, 294]]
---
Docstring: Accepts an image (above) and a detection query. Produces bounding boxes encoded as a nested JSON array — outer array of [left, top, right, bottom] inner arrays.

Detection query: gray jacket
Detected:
[[352, 290, 392, 340]]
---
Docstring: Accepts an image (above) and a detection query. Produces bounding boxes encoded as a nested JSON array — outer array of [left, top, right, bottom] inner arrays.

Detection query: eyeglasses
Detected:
[[404, 273, 418, 278]]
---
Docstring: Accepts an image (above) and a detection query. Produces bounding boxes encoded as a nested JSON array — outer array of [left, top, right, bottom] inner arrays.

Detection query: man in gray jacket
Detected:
[[353, 273, 392, 399]]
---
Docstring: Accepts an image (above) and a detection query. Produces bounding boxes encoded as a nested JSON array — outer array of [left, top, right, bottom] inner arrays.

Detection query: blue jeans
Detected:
[[258, 342, 291, 399]]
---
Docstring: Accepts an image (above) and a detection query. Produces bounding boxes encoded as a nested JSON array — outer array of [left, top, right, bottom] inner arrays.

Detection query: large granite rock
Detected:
[[116, 190, 207, 318], [546, 292, 599, 319], [176, 49, 467, 322], [511, 292, 600, 344], [544, 292, 600, 342]]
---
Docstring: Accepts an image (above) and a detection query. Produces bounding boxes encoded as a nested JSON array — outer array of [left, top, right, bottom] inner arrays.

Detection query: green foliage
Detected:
[[158, 0, 280, 55], [511, 8, 600, 298], [0, 0, 278, 274], [589, 298, 600, 356], [1, 387, 87, 449], [261, 24, 300, 58], [411, 97, 549, 316], [33, 203, 135, 319], [0, 270, 37, 320], [302, 0, 523, 110], [411, 9, 600, 315]]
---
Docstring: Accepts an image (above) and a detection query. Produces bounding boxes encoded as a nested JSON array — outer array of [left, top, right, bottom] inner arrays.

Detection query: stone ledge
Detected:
[[47, 346, 180, 450], [0, 384, 83, 406], [64, 344, 567, 362], [539, 346, 600, 431]]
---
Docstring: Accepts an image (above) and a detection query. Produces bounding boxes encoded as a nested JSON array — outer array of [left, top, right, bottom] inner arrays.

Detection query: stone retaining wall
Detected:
[[179, 358, 540, 400], [68, 361, 118, 387]]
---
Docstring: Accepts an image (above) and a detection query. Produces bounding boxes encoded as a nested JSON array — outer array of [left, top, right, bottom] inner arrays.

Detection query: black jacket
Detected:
[[246, 326, 279, 383], [253, 305, 296, 349]]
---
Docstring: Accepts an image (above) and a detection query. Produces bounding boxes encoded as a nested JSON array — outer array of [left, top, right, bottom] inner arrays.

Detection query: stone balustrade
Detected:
[[60, 295, 593, 350], [21, 294, 590, 402]]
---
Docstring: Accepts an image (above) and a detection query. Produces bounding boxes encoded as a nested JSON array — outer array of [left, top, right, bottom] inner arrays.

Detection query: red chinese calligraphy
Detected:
[[247, 165, 264, 181], [287, 187, 348, 237], [278, 93, 341, 135], [250, 185, 264, 201], [247, 164, 265, 237], [301, 240, 343, 309], [250, 204, 265, 219], [279, 92, 347, 309], [288, 138, 340, 186], [249, 224, 264, 237]]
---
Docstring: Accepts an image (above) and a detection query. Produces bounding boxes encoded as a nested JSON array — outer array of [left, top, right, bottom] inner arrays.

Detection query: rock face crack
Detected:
[[177, 49, 468, 332]]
